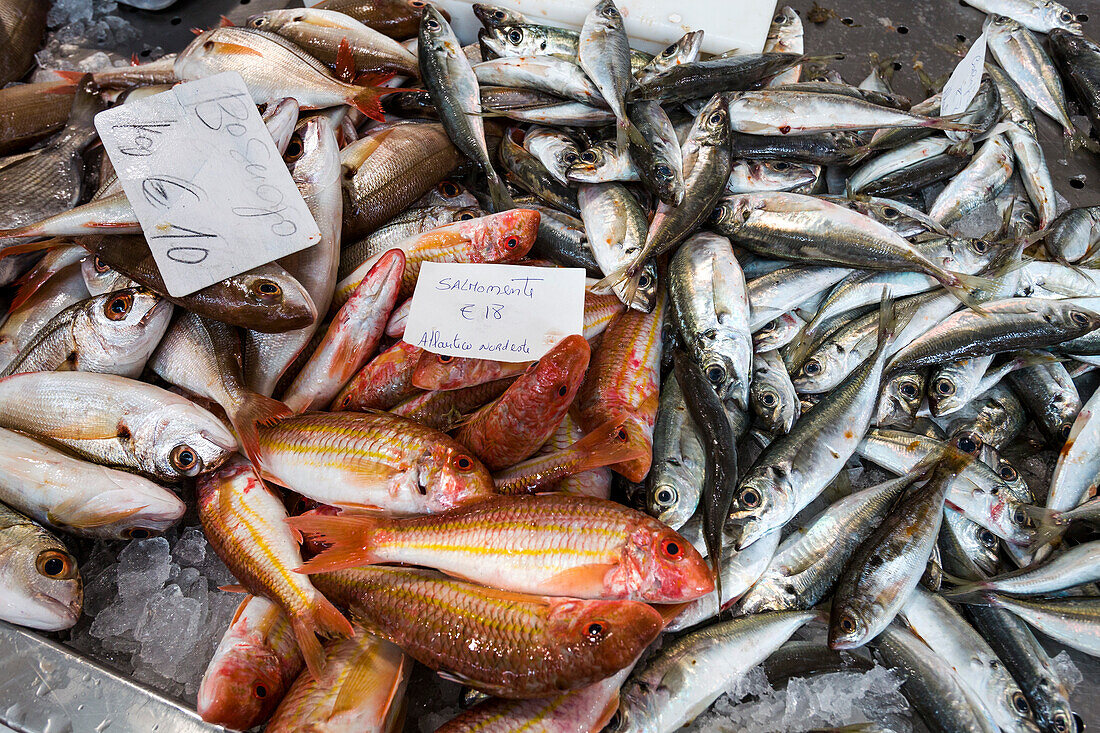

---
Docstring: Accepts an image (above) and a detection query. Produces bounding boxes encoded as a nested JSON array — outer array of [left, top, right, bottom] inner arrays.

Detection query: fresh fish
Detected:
[[763, 6, 803, 86], [0, 371, 236, 481], [1049, 29, 1100, 136], [955, 593, 1100, 658], [198, 456, 354, 678], [0, 0, 46, 85], [265, 625, 410, 733], [1008, 362, 1081, 444], [728, 130, 866, 165], [847, 136, 971, 197], [313, 565, 662, 698], [578, 0, 640, 151], [197, 595, 304, 730], [0, 80, 75, 156], [523, 126, 581, 184], [567, 140, 639, 183], [964, 0, 1081, 32], [499, 127, 580, 215], [247, 8, 419, 77], [746, 263, 853, 331], [314, 0, 442, 40], [628, 100, 685, 205], [645, 372, 704, 530], [0, 260, 89, 372], [929, 133, 1014, 228], [577, 183, 656, 312], [256, 411, 494, 513], [750, 348, 800, 434], [474, 5, 530, 29], [420, 6, 511, 211], [480, 22, 652, 71], [1043, 385, 1100, 545], [1044, 206, 1100, 264], [175, 27, 389, 118], [727, 159, 821, 194], [332, 342, 423, 411], [0, 502, 80, 632], [629, 54, 805, 105], [391, 378, 513, 433], [634, 30, 704, 85]]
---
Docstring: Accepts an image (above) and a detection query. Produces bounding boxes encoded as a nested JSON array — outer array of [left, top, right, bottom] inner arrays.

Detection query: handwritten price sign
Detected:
[[404, 262, 586, 362], [95, 72, 320, 297], [940, 32, 987, 143]]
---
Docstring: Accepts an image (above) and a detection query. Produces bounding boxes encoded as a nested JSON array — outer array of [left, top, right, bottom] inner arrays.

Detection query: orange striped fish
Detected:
[[332, 209, 539, 305], [390, 377, 514, 432], [538, 411, 615, 498], [290, 493, 713, 603], [575, 287, 665, 482], [197, 595, 303, 730], [330, 340, 423, 412], [265, 623, 411, 733], [256, 411, 494, 513], [197, 457, 353, 678], [312, 566, 663, 698]]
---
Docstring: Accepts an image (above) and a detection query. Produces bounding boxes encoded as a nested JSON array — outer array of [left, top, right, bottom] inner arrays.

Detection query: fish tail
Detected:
[[593, 259, 642, 307], [291, 596, 354, 678], [230, 392, 291, 469], [485, 168, 514, 213], [938, 269, 996, 313], [51, 69, 86, 86], [348, 83, 391, 123], [0, 239, 68, 262], [875, 287, 898, 352], [65, 74, 102, 132], [939, 580, 987, 600], [1023, 504, 1062, 547], [1064, 125, 1100, 155], [923, 111, 980, 132], [288, 513, 384, 573], [568, 417, 650, 474], [940, 589, 998, 607]]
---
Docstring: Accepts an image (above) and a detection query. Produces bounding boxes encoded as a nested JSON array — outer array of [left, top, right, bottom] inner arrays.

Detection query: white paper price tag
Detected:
[[403, 262, 586, 362], [940, 32, 987, 142], [94, 72, 321, 298]]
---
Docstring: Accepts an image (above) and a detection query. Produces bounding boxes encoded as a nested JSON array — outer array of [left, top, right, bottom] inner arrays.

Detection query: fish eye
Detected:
[[972, 239, 989, 253], [604, 4, 619, 17], [615, 426, 628, 440], [250, 17, 266, 27], [563, 150, 579, 164], [1070, 310, 1091, 327], [759, 390, 777, 407], [739, 487, 761, 508], [774, 13, 784, 22], [586, 622, 605, 641], [203, 40, 215, 51], [104, 292, 134, 320], [507, 28, 522, 43], [125, 528, 151, 540], [706, 111, 725, 126], [439, 180, 461, 197], [899, 381, 918, 398], [1022, 211, 1038, 225], [660, 537, 684, 560], [339, 395, 353, 409], [1011, 691, 1031, 715], [411, 0, 428, 6], [425, 18, 441, 30], [661, 43, 677, 57], [1052, 713, 1070, 733], [654, 486, 677, 506], [955, 434, 980, 454], [438, 354, 454, 363], [1061, 423, 1073, 440], [705, 365, 725, 384], [934, 378, 956, 396], [36, 550, 75, 579], [492, 9, 505, 18], [254, 684, 268, 699], [1060, 11, 1074, 21], [803, 360, 822, 376], [770, 161, 790, 171], [170, 444, 200, 473], [251, 280, 283, 302], [505, 235, 519, 248], [579, 150, 598, 164], [1012, 506, 1029, 526], [978, 528, 998, 548], [881, 206, 899, 219], [837, 612, 858, 634], [454, 454, 475, 471], [655, 164, 673, 180], [93, 256, 110, 274], [638, 272, 653, 289], [998, 462, 1018, 482], [556, 385, 568, 397], [285, 136, 303, 160], [456, 210, 477, 221]]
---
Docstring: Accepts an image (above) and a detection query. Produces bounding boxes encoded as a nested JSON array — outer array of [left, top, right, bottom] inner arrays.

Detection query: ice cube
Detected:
[[172, 526, 208, 568], [1051, 651, 1083, 693], [116, 537, 172, 600]]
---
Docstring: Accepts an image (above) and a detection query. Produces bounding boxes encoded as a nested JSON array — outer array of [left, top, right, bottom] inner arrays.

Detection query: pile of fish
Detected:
[[1, 0, 1100, 729]]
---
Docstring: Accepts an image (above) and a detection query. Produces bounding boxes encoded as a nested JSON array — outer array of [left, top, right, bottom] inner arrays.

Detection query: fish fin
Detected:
[[941, 270, 997, 313], [229, 595, 253, 626], [46, 502, 146, 529], [875, 287, 899, 353], [210, 40, 265, 56], [939, 580, 987, 600], [51, 69, 86, 85], [297, 594, 355, 676], [218, 584, 250, 593], [348, 85, 390, 123], [923, 111, 980, 132], [0, 238, 67, 262], [335, 37, 356, 83], [941, 589, 998, 607], [593, 688, 625, 731], [231, 393, 292, 470], [568, 418, 650, 474], [287, 513, 383, 573], [1064, 125, 1100, 155], [653, 602, 690, 629], [217, 14, 234, 27], [593, 261, 645, 311], [190, 27, 205, 36], [10, 257, 65, 310], [486, 169, 514, 213], [291, 615, 328, 679], [332, 640, 408, 715], [542, 563, 618, 596], [1022, 504, 1061, 547]]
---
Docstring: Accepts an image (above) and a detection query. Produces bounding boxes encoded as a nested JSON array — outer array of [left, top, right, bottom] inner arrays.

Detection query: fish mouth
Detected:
[[31, 591, 81, 627]]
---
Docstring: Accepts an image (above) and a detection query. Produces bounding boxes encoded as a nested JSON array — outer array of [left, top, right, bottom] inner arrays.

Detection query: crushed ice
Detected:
[[35, 0, 152, 77], [66, 527, 241, 700]]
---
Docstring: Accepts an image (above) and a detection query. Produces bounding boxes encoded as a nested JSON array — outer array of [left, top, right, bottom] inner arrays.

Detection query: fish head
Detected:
[[449, 206, 485, 225], [875, 370, 925, 427], [655, 30, 705, 67], [419, 5, 457, 53], [1047, 17, 1084, 40], [1058, 304, 1100, 337], [928, 369, 968, 416], [710, 194, 758, 236], [81, 255, 133, 296], [591, 0, 624, 28], [289, 116, 340, 191], [792, 343, 846, 394], [0, 534, 82, 632], [697, 332, 752, 411], [728, 471, 788, 547], [421, 179, 479, 208], [566, 142, 614, 183], [196, 642, 285, 729], [644, 155, 685, 206], [548, 598, 661, 678], [744, 160, 819, 192], [606, 685, 661, 733], [827, 601, 873, 650], [522, 334, 590, 407], [229, 265, 319, 332], [984, 13, 1023, 38], [690, 93, 732, 148], [75, 288, 173, 371], [646, 461, 699, 530], [483, 25, 547, 57], [752, 379, 797, 434], [992, 456, 1032, 500], [619, 522, 714, 602], [475, 209, 539, 262], [768, 5, 800, 36], [134, 401, 238, 480], [244, 9, 293, 32], [417, 442, 494, 511]]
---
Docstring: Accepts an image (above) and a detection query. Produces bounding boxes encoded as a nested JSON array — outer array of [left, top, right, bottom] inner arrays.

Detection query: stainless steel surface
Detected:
[[0, 621, 224, 733]]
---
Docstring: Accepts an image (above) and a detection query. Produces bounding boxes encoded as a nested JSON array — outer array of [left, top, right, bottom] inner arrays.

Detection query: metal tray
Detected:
[[3, 0, 1098, 731]]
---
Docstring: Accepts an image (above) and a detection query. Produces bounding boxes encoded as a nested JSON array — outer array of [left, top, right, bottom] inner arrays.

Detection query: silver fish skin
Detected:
[[479, 22, 651, 70], [750, 348, 799, 434], [730, 301, 896, 549], [727, 159, 820, 194], [875, 368, 927, 428], [0, 191, 140, 239], [985, 15, 1078, 142], [952, 540, 1100, 598], [0, 503, 81, 632], [261, 97, 299, 155], [1044, 207, 1100, 264], [1006, 125, 1057, 230], [669, 232, 752, 410], [82, 256, 134, 296], [1042, 385, 1100, 547], [473, 56, 606, 105], [522, 126, 580, 184], [567, 140, 639, 183], [739, 473, 912, 615], [474, 5, 530, 30], [244, 116, 342, 397], [2, 288, 172, 380], [963, 594, 1100, 658], [0, 426, 184, 540], [929, 133, 1014, 228], [578, 0, 639, 151], [817, 194, 950, 239], [747, 264, 853, 331], [828, 449, 964, 650], [645, 372, 704, 531], [634, 30, 704, 85], [576, 183, 656, 312], [0, 371, 236, 482], [763, 6, 803, 86], [872, 622, 1000, 733], [941, 507, 1002, 579], [967, 605, 1078, 733], [628, 100, 685, 205], [901, 588, 1039, 733], [1007, 362, 1081, 444], [421, 7, 511, 212], [612, 610, 816, 733], [936, 382, 1029, 450], [889, 298, 1100, 373], [964, 0, 1081, 33], [753, 311, 805, 351], [0, 260, 89, 373]]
